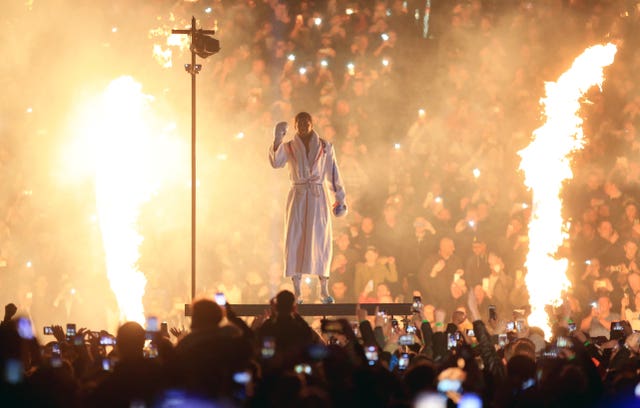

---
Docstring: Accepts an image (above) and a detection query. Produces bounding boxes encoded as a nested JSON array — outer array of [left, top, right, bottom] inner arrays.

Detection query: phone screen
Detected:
[[146, 316, 159, 332], [66, 324, 76, 339], [398, 353, 410, 370], [215, 292, 226, 306]]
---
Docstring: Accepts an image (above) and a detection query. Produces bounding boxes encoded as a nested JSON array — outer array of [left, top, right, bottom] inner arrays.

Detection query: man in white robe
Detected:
[[269, 112, 347, 303]]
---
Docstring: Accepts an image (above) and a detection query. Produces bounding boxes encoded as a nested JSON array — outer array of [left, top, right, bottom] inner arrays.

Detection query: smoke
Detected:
[[0, 1, 635, 334]]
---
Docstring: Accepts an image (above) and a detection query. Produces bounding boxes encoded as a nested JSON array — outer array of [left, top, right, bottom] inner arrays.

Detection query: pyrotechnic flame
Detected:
[[93, 76, 158, 324], [518, 44, 617, 338]]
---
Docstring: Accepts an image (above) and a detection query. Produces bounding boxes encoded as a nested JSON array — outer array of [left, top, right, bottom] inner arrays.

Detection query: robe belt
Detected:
[[292, 179, 323, 197]]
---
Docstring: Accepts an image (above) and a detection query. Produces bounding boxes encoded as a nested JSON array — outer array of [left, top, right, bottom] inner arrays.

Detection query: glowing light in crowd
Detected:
[[418, 108, 426, 117], [382, 58, 390, 67], [518, 43, 617, 338], [320, 60, 328, 67], [299, 67, 307, 75], [235, 132, 245, 140], [287, 54, 296, 62], [347, 62, 355, 75], [472, 168, 481, 179], [381, 33, 390, 41], [205, 7, 212, 14], [314, 17, 322, 26]]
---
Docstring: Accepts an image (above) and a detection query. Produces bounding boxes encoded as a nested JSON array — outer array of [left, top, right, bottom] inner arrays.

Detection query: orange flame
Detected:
[[519, 44, 617, 338]]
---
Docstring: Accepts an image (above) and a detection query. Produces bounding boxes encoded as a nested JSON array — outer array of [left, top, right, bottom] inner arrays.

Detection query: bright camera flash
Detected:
[[345, 8, 354, 15], [320, 60, 328, 67], [418, 108, 426, 117], [381, 33, 389, 41], [236, 132, 245, 140], [314, 17, 322, 26], [299, 67, 307, 75], [205, 7, 212, 13], [382, 58, 389, 67], [287, 54, 296, 61], [473, 168, 481, 178], [393, 143, 401, 150]]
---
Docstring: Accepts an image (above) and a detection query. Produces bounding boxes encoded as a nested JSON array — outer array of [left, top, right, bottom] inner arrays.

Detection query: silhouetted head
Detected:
[[116, 321, 146, 360], [191, 298, 223, 331], [275, 290, 296, 315]]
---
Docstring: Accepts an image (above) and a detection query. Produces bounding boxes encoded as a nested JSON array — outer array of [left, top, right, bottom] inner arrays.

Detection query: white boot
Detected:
[[320, 277, 334, 304], [292, 274, 303, 304]]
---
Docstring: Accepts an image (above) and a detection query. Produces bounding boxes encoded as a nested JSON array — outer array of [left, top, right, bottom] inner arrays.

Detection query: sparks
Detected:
[[518, 43, 617, 338]]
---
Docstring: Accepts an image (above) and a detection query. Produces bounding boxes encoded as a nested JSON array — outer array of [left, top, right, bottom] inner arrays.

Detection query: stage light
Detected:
[[191, 32, 220, 58]]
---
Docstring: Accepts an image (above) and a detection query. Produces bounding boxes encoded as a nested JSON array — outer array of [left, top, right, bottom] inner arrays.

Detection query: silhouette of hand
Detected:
[[4, 303, 17, 321]]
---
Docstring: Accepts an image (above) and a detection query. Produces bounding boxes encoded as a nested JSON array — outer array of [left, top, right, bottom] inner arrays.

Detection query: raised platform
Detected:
[[185, 303, 414, 317]]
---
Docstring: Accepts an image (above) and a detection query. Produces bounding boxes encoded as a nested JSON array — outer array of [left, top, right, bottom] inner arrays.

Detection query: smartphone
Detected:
[[261, 337, 275, 359], [437, 379, 462, 393], [412, 295, 423, 313], [365, 346, 378, 365], [100, 335, 116, 346], [101, 358, 111, 372], [556, 336, 572, 348], [17, 318, 34, 340], [466, 329, 475, 337], [160, 322, 169, 336], [73, 335, 84, 346], [447, 333, 457, 350], [146, 316, 159, 332], [399, 334, 414, 345], [498, 334, 508, 348], [506, 321, 515, 332], [66, 324, 76, 339], [406, 325, 417, 334], [543, 347, 559, 358], [215, 292, 226, 306], [51, 343, 61, 356], [4, 359, 23, 384], [398, 353, 410, 370], [294, 364, 312, 375], [233, 371, 252, 384], [43, 326, 54, 335], [391, 319, 399, 329], [489, 305, 497, 321], [611, 321, 624, 340], [516, 319, 525, 333], [568, 322, 577, 333]]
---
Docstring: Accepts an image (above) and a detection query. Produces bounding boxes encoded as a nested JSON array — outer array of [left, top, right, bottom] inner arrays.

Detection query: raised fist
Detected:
[[274, 121, 288, 140]]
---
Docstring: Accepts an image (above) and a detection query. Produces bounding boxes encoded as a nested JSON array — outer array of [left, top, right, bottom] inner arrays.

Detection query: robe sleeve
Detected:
[[269, 141, 288, 168], [325, 143, 347, 206]]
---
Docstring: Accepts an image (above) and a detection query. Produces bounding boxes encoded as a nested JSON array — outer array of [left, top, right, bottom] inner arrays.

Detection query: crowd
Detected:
[[2, 290, 640, 407], [1, 0, 640, 405]]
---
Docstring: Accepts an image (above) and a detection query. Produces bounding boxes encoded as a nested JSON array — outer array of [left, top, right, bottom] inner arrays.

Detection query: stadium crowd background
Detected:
[[1, 0, 640, 406]]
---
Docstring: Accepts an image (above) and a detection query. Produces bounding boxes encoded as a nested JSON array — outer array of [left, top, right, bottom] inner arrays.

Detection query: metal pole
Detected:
[[172, 16, 217, 303], [190, 20, 197, 301]]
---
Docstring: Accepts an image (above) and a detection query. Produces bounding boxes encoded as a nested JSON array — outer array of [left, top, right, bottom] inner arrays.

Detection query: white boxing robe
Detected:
[[269, 130, 347, 277]]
